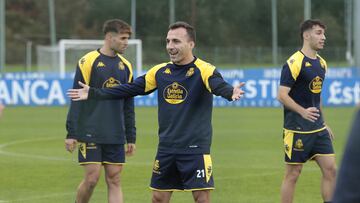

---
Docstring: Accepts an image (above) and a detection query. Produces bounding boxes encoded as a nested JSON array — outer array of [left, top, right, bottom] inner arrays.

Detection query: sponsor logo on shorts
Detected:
[[294, 138, 304, 151]]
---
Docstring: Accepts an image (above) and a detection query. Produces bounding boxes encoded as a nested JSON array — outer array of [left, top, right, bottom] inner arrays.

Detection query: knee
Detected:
[[152, 192, 168, 203], [285, 167, 302, 182], [193, 190, 210, 203], [105, 173, 121, 187], [324, 165, 337, 179], [84, 175, 100, 189]]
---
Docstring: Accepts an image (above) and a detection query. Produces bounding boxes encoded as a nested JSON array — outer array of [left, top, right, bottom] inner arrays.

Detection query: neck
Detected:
[[175, 55, 195, 65], [100, 45, 117, 57], [301, 45, 317, 59]]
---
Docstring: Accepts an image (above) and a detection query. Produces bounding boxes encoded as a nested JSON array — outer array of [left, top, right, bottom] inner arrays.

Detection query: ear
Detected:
[[303, 31, 310, 40], [189, 41, 195, 49], [105, 32, 112, 41]]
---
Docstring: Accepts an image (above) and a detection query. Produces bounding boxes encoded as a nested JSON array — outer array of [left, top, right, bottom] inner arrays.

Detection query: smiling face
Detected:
[[303, 25, 326, 51], [166, 27, 195, 65]]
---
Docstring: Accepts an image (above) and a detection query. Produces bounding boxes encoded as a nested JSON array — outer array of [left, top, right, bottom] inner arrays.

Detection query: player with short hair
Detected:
[[67, 21, 245, 203], [65, 19, 136, 203], [278, 19, 336, 203]]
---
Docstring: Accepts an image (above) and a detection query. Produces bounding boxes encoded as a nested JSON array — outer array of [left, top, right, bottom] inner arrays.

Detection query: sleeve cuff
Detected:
[[66, 134, 77, 139], [126, 135, 136, 144]]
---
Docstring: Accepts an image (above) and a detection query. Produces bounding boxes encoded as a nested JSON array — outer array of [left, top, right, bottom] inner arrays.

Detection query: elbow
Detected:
[[277, 93, 284, 104]]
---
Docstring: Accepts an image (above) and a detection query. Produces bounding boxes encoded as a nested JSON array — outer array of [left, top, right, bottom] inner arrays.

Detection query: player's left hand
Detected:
[[326, 124, 335, 141], [232, 82, 245, 101], [126, 143, 136, 156], [67, 81, 90, 101]]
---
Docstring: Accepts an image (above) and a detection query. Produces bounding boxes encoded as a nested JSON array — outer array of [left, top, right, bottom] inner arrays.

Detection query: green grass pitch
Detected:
[[0, 106, 356, 202]]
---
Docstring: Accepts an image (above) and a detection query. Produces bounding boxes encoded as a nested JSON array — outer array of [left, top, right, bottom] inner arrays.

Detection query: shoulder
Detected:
[[194, 58, 216, 76], [286, 51, 305, 69], [284, 51, 305, 80], [117, 54, 133, 70], [317, 54, 328, 70], [147, 62, 170, 75], [78, 50, 101, 68], [194, 58, 216, 70]]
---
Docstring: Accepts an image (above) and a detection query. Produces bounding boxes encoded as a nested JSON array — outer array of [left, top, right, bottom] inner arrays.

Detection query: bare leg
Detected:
[[152, 191, 172, 203], [76, 164, 102, 203], [281, 164, 303, 203], [315, 155, 337, 202], [192, 190, 211, 203], [104, 164, 124, 203]]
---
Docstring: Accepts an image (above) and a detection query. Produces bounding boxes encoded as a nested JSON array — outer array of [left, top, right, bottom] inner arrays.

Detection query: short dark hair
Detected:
[[103, 19, 132, 35], [300, 19, 326, 40], [169, 21, 196, 42]]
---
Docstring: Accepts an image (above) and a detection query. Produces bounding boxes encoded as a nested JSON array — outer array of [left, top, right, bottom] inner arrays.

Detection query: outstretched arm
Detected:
[[209, 70, 245, 101], [67, 75, 151, 101]]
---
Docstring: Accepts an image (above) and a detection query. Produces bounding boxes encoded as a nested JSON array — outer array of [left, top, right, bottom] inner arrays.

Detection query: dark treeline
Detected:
[[5, 0, 346, 65]]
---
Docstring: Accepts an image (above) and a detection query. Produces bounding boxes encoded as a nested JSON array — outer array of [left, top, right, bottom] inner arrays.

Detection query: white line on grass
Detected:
[[8, 192, 75, 202], [0, 137, 70, 161]]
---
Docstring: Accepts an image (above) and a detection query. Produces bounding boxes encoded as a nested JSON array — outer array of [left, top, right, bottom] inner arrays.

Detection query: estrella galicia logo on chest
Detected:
[[103, 77, 121, 88], [163, 82, 188, 104], [309, 76, 323, 94]]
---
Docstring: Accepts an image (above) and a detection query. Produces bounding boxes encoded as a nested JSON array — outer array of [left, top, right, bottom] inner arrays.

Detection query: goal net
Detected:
[[36, 39, 142, 78]]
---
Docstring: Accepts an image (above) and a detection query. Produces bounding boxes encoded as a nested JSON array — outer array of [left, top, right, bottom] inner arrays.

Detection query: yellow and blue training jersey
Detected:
[[66, 49, 136, 144], [89, 57, 234, 154], [280, 51, 327, 133]]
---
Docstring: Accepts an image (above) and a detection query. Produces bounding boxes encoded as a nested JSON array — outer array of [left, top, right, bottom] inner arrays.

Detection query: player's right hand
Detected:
[[65, 138, 77, 153], [301, 107, 320, 122], [67, 81, 90, 101]]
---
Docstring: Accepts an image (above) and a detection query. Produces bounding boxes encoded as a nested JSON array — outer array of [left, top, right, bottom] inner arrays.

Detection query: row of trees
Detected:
[[5, 0, 347, 65]]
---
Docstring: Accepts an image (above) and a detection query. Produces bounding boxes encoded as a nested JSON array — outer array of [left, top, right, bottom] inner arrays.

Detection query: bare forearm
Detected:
[[278, 93, 305, 115]]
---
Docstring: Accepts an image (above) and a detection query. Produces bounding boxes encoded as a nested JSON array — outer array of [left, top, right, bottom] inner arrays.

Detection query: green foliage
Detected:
[[4, 0, 347, 65], [0, 106, 355, 202]]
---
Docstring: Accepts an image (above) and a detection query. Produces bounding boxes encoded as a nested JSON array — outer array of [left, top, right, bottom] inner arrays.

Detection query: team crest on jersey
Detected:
[[97, 61, 106, 68], [294, 139, 304, 151], [289, 59, 295, 64], [186, 67, 195, 77], [309, 76, 323, 94], [163, 68, 172, 74], [118, 61, 125, 70], [163, 82, 188, 104], [102, 77, 121, 88], [153, 160, 161, 174]]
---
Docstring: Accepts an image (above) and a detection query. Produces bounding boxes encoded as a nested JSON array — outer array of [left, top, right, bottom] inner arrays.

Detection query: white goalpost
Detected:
[[58, 39, 142, 78]]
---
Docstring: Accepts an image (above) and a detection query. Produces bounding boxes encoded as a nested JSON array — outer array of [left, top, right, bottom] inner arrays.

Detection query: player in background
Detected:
[[67, 21, 245, 203], [65, 19, 136, 203], [278, 19, 336, 203]]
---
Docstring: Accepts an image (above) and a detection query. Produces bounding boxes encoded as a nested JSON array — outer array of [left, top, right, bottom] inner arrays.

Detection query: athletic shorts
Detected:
[[78, 142, 125, 165], [150, 152, 215, 191], [283, 129, 334, 164]]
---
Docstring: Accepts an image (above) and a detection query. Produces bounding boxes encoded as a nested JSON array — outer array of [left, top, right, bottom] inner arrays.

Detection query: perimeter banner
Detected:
[[0, 68, 358, 107]]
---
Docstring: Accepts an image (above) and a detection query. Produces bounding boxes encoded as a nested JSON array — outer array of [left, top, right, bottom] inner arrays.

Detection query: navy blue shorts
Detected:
[[78, 142, 125, 165], [150, 152, 215, 191], [283, 129, 334, 164]]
